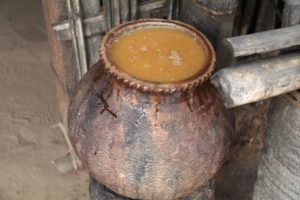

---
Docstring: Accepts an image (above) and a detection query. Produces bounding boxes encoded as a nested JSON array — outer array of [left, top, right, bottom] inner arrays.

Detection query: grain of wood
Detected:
[[224, 24, 300, 57], [211, 53, 300, 108]]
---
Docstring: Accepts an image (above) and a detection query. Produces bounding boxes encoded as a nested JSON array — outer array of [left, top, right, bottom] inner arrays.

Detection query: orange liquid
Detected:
[[109, 28, 207, 83]]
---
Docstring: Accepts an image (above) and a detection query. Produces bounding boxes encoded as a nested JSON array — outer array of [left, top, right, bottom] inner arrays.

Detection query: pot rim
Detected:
[[99, 19, 216, 94]]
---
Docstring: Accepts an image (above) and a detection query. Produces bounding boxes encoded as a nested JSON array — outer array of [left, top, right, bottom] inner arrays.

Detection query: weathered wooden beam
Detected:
[[211, 53, 300, 108], [224, 24, 300, 57]]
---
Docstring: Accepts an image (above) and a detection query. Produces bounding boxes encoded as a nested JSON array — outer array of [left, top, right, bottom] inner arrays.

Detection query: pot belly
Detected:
[[68, 64, 234, 199]]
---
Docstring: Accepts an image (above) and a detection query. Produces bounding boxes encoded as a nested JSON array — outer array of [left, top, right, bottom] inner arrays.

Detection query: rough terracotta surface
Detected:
[[68, 62, 235, 199]]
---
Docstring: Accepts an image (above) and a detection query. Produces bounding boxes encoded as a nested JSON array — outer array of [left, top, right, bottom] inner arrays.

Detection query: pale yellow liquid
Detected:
[[109, 28, 207, 83]]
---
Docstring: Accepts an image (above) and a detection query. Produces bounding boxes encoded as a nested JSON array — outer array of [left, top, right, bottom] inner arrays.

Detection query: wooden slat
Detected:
[[211, 53, 300, 108], [224, 24, 300, 57]]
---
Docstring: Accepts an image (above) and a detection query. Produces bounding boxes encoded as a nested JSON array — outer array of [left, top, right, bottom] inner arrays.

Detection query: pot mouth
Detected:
[[100, 19, 216, 94]]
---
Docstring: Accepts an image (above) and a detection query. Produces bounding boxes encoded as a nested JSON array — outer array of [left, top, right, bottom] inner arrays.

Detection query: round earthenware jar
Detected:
[[68, 19, 234, 200]]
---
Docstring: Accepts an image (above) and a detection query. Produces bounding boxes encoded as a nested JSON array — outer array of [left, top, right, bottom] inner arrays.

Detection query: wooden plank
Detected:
[[211, 53, 300, 108], [224, 24, 300, 57]]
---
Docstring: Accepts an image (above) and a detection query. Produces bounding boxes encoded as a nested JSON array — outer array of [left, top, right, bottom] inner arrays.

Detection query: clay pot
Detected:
[[68, 19, 234, 200]]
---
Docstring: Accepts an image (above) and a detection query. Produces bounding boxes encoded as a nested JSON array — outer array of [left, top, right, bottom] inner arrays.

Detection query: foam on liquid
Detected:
[[109, 27, 207, 83]]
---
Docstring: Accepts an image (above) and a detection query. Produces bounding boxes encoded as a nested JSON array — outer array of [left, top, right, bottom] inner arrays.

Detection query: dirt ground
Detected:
[[0, 0, 269, 200], [0, 0, 89, 199]]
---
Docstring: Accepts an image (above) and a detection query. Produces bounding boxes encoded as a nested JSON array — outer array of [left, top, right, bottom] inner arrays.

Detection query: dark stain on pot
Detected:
[[96, 89, 117, 119], [117, 89, 120, 101], [186, 99, 193, 112], [209, 115, 218, 167], [154, 96, 161, 118], [161, 122, 178, 135], [185, 92, 194, 112], [196, 87, 205, 107], [93, 142, 99, 156], [195, 85, 216, 114], [134, 154, 154, 183], [168, 170, 182, 192], [82, 93, 101, 134], [120, 98, 154, 184], [121, 103, 150, 147], [74, 93, 102, 161]]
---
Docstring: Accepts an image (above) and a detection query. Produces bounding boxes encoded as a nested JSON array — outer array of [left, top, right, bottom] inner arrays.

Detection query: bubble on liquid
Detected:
[[141, 46, 147, 52], [159, 55, 166, 60], [169, 50, 182, 66]]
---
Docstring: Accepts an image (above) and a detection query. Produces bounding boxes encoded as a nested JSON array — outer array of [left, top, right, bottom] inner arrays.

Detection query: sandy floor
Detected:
[[0, 0, 89, 199], [0, 0, 269, 200]]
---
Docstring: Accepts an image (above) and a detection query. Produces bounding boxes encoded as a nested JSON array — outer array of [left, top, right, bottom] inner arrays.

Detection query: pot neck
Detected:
[[100, 19, 216, 95], [109, 76, 210, 105]]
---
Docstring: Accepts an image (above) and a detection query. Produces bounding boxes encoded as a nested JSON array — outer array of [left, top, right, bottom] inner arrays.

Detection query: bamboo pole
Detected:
[[81, 0, 101, 67]]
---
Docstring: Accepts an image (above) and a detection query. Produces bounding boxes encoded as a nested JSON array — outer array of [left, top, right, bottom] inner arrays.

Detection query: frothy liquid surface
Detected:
[[109, 27, 207, 83]]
